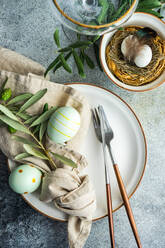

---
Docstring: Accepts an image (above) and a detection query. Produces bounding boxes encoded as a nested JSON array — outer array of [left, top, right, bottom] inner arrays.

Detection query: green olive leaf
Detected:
[[53, 52, 72, 72], [83, 52, 95, 69], [0, 115, 30, 134], [72, 49, 86, 78], [16, 112, 31, 120], [23, 144, 48, 160], [19, 89, 47, 113], [7, 93, 33, 105], [137, 0, 161, 9], [97, 0, 109, 24], [51, 152, 77, 168], [30, 106, 57, 127], [39, 121, 48, 141], [54, 29, 60, 48], [57, 47, 72, 53], [80, 51, 85, 65], [24, 115, 39, 125], [70, 41, 92, 48], [107, 1, 116, 22], [58, 41, 92, 53], [136, 8, 163, 18], [59, 54, 72, 73], [12, 135, 39, 147], [44, 55, 61, 77], [0, 104, 18, 121], [15, 153, 30, 160], [93, 43, 103, 71], [110, 1, 127, 21]]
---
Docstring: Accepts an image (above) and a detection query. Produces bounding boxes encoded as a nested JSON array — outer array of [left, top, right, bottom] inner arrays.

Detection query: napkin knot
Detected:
[[40, 168, 96, 248]]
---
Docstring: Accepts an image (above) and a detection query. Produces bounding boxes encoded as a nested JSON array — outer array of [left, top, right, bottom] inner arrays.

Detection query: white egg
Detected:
[[121, 35, 152, 68], [134, 45, 152, 68], [47, 106, 80, 144]]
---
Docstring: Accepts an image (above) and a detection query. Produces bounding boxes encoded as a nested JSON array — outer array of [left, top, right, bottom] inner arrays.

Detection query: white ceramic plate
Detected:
[[8, 83, 147, 221]]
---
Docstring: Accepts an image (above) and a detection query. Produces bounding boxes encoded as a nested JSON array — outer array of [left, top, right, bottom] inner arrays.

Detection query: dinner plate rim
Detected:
[[7, 82, 147, 222]]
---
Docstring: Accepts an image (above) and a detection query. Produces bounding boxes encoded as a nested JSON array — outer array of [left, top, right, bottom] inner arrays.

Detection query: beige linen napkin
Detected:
[[0, 47, 96, 248]]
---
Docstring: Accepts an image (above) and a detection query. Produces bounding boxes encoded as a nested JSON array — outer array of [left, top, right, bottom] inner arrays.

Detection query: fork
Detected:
[[92, 108, 115, 248], [97, 105, 142, 248]]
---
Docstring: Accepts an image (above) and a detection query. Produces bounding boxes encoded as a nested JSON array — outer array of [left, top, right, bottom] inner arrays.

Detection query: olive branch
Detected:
[[45, 0, 164, 78], [0, 78, 77, 171], [44, 30, 100, 78], [136, 0, 165, 18]]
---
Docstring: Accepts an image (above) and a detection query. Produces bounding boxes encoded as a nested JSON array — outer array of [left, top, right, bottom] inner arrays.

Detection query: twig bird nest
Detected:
[[106, 26, 165, 86]]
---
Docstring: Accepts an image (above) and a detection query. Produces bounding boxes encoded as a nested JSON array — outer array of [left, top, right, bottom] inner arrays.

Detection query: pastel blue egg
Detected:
[[9, 164, 42, 194], [47, 106, 80, 144]]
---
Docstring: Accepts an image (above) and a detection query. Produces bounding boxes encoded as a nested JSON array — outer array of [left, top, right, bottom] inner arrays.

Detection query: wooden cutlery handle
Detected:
[[106, 184, 115, 248], [113, 164, 142, 248]]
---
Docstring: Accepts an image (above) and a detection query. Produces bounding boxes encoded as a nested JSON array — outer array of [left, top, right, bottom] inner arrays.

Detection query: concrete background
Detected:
[[0, 1, 165, 247]]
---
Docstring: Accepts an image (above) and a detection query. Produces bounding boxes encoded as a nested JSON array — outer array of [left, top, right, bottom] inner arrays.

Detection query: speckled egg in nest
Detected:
[[106, 26, 165, 86]]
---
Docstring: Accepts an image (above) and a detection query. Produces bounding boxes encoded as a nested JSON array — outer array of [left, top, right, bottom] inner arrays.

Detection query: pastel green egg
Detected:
[[47, 106, 80, 144], [9, 164, 42, 194]]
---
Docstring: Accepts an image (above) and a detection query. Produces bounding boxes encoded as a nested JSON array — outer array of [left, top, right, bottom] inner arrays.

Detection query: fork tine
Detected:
[[91, 109, 97, 128], [98, 105, 105, 129], [92, 108, 102, 142], [94, 108, 100, 126], [98, 105, 114, 136]]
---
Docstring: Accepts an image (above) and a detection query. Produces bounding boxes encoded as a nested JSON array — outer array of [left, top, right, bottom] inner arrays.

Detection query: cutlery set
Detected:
[[92, 106, 142, 248]]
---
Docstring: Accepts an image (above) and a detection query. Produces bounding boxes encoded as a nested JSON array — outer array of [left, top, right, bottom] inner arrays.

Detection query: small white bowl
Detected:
[[100, 12, 165, 92]]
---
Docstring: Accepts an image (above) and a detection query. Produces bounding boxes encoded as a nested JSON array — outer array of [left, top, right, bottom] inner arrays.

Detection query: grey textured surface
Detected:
[[0, 1, 165, 248]]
